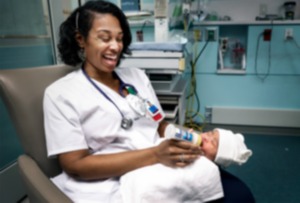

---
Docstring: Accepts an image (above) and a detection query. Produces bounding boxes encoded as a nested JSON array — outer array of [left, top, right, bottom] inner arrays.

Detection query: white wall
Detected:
[[192, 0, 300, 21]]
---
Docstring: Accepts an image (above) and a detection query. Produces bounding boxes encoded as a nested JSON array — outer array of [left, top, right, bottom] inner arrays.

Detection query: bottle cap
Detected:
[[164, 124, 177, 139]]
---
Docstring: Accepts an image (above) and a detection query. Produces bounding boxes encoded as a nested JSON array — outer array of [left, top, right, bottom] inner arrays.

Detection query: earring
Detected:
[[78, 48, 86, 61]]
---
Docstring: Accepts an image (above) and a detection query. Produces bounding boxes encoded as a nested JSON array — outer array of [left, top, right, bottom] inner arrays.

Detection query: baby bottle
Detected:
[[164, 124, 202, 146]]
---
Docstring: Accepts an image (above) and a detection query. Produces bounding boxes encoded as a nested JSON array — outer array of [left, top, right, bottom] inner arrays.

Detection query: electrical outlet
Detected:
[[263, 29, 272, 41], [193, 29, 202, 41], [285, 28, 293, 40], [206, 28, 217, 41], [182, 2, 191, 15], [220, 37, 229, 52]]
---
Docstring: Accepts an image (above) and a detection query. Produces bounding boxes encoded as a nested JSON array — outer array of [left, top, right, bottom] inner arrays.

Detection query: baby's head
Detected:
[[200, 129, 219, 161], [201, 128, 252, 167]]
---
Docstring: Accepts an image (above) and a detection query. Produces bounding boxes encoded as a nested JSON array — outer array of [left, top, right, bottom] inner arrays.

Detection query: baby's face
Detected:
[[200, 129, 219, 161]]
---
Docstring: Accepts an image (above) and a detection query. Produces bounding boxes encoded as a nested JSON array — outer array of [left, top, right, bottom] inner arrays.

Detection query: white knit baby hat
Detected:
[[214, 128, 253, 167]]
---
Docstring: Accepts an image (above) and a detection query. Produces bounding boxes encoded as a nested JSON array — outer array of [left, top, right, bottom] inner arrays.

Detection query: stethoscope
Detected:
[[82, 67, 140, 130]]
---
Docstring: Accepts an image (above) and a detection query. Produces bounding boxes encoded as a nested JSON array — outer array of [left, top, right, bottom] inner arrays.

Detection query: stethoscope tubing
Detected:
[[81, 67, 127, 119]]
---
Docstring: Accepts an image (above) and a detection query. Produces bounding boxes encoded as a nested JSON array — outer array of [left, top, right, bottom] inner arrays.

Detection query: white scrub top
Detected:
[[43, 67, 165, 203]]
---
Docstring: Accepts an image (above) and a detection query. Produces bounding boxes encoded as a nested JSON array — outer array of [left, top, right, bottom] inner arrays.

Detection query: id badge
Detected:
[[126, 94, 146, 116]]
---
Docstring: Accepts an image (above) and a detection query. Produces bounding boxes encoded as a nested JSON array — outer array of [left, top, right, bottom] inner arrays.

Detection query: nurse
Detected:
[[44, 1, 202, 202], [43, 0, 255, 202]]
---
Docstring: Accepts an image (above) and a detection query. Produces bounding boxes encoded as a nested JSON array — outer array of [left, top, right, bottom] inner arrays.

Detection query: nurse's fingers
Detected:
[[171, 139, 202, 153], [173, 153, 200, 167]]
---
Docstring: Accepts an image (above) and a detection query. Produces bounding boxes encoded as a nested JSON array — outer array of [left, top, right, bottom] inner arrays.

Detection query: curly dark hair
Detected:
[[58, 0, 132, 66]]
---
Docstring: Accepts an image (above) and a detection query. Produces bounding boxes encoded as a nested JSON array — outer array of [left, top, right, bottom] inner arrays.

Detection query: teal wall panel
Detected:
[[191, 40, 219, 73], [0, 44, 54, 169], [247, 25, 300, 75], [0, 99, 23, 170], [185, 23, 300, 122], [0, 45, 54, 169], [0, 45, 54, 69], [0, 0, 46, 36], [197, 74, 300, 109]]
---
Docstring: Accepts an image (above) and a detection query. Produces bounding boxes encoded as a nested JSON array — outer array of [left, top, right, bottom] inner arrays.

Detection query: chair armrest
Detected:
[[18, 155, 72, 203]]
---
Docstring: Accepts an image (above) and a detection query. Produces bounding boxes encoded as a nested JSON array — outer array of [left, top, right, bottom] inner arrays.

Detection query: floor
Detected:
[[225, 132, 300, 203]]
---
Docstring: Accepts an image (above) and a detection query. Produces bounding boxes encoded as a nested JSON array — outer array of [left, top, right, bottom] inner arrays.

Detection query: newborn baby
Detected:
[[120, 125, 252, 203], [187, 127, 252, 167]]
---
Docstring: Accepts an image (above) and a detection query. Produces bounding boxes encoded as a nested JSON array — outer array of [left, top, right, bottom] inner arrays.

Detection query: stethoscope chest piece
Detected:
[[121, 118, 133, 129]]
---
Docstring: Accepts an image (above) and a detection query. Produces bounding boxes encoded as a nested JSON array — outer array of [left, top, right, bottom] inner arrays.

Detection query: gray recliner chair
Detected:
[[0, 64, 75, 203]]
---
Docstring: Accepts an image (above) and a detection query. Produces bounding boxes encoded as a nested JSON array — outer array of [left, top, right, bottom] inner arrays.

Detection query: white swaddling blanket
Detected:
[[120, 157, 223, 203]]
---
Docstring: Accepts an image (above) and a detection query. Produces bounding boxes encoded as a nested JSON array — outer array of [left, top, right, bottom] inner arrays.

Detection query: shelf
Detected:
[[163, 104, 179, 119], [155, 77, 188, 96], [128, 16, 154, 26], [193, 20, 300, 26], [217, 69, 246, 75], [129, 19, 300, 27]]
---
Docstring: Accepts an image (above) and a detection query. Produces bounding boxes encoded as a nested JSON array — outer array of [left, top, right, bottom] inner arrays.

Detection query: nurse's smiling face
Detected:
[[77, 13, 124, 76]]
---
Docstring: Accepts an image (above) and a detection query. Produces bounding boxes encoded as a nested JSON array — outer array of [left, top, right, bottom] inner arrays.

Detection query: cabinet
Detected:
[[217, 24, 247, 73], [119, 45, 188, 125], [155, 77, 188, 125]]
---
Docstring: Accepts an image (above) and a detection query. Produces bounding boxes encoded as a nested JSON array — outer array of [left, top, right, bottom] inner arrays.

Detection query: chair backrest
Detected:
[[0, 64, 75, 177]]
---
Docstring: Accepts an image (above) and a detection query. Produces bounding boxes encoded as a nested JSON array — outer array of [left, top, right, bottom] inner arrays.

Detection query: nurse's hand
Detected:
[[154, 139, 202, 167]]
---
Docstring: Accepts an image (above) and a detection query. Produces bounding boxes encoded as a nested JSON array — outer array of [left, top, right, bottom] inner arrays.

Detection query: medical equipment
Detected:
[[231, 41, 246, 69], [153, 0, 208, 41], [218, 39, 246, 71], [283, 1, 296, 20], [154, 0, 169, 42], [82, 67, 162, 129]]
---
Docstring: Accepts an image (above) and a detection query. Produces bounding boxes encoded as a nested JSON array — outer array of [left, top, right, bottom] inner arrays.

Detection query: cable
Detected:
[[291, 38, 300, 49], [192, 40, 209, 67], [140, 20, 151, 33], [186, 40, 209, 99], [254, 20, 274, 82], [186, 41, 208, 113], [184, 110, 206, 132], [185, 39, 210, 129], [254, 29, 272, 82]]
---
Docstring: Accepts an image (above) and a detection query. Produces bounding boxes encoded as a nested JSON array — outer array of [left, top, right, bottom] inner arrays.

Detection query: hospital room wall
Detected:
[[0, 1, 59, 201], [129, 23, 300, 126], [0, 1, 56, 166], [193, 25, 300, 121], [126, 0, 300, 127], [101, 0, 299, 113]]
